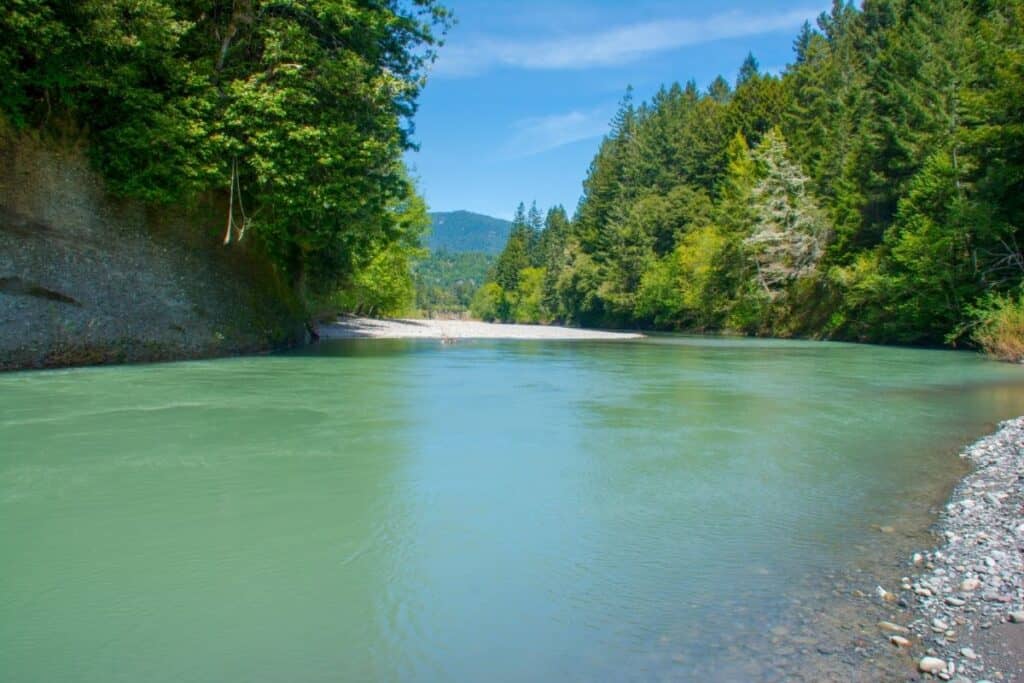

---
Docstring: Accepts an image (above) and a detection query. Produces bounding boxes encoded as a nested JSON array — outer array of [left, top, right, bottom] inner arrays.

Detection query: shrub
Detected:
[[969, 291, 1024, 362], [470, 282, 507, 322]]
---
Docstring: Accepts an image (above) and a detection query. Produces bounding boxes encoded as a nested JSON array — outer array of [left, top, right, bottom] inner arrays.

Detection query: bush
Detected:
[[969, 291, 1024, 362], [512, 267, 546, 323], [470, 282, 507, 322]]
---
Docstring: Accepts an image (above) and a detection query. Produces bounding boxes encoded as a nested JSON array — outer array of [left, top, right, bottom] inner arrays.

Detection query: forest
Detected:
[[475, 0, 1024, 355], [1, 0, 449, 305]]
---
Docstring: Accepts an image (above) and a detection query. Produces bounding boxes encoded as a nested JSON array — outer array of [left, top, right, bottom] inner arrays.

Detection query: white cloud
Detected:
[[500, 108, 612, 159], [433, 8, 820, 78]]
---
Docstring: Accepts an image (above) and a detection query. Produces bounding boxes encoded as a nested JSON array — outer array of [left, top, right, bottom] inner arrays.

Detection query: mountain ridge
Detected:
[[427, 210, 512, 255]]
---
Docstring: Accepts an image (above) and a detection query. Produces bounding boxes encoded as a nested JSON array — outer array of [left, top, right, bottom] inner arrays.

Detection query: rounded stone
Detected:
[[919, 656, 947, 674]]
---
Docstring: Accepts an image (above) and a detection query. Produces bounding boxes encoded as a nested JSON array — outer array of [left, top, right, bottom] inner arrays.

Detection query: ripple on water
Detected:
[[0, 337, 1023, 682]]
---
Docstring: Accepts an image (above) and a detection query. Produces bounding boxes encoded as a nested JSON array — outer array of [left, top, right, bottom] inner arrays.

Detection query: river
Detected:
[[2, 336, 1024, 681]]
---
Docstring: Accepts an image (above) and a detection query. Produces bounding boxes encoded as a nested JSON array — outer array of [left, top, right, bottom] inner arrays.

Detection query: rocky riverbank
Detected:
[[1, 134, 306, 371], [880, 417, 1024, 681]]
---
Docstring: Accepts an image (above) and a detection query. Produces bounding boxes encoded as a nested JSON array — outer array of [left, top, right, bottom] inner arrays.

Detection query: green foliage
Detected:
[[967, 289, 1024, 362], [413, 250, 495, 314], [476, 0, 1023, 350], [470, 282, 507, 322], [492, 203, 538, 292], [636, 225, 726, 329], [511, 267, 546, 323], [1, 0, 452, 297], [320, 184, 430, 317]]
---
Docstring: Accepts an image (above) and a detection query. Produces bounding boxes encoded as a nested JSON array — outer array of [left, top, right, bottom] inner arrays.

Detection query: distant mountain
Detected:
[[426, 211, 512, 255]]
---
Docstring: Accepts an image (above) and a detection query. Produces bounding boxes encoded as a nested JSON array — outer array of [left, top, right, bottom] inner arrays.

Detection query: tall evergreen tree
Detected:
[[737, 52, 761, 87], [477, 0, 1023, 348]]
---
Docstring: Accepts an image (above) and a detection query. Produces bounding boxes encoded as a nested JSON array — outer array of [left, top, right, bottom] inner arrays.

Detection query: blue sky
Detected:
[[406, 0, 830, 220]]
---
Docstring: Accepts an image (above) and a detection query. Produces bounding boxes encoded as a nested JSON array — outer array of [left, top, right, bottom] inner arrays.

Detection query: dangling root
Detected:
[[223, 157, 249, 245]]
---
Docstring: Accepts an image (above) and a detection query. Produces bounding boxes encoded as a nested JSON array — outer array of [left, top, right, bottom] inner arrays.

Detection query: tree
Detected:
[[512, 267, 546, 323], [328, 180, 430, 316], [1, 0, 453, 297], [637, 226, 727, 329], [470, 282, 507, 322], [492, 203, 536, 292], [538, 206, 572, 318], [744, 129, 831, 298], [707, 76, 732, 104], [737, 52, 761, 88], [475, 0, 1024, 349]]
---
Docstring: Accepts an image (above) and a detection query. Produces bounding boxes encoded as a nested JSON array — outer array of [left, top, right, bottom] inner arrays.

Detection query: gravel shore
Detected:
[[318, 316, 645, 341], [894, 417, 1024, 681]]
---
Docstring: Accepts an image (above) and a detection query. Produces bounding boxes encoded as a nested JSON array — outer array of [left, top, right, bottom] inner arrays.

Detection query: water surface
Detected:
[[2, 336, 1024, 681]]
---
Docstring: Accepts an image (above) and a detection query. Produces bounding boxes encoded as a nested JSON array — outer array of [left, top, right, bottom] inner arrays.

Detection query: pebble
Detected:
[[919, 656, 948, 674], [875, 585, 897, 603], [877, 620, 909, 634], [960, 578, 981, 592], [901, 418, 1024, 683], [890, 635, 911, 648]]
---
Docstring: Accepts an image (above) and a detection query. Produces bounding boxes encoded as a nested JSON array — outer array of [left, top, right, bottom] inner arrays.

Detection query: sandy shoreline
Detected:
[[317, 316, 644, 341]]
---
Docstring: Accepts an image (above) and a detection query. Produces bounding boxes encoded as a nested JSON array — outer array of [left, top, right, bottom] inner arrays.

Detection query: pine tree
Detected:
[[707, 76, 732, 103], [476, 0, 1024, 345], [538, 206, 572, 319], [793, 21, 815, 65], [737, 53, 760, 88], [493, 203, 534, 296]]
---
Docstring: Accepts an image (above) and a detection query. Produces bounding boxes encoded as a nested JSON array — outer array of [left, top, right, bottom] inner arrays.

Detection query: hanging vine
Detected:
[[223, 157, 249, 245]]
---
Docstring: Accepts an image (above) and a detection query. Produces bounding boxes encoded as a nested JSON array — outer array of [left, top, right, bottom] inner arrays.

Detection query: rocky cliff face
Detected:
[[0, 133, 305, 371]]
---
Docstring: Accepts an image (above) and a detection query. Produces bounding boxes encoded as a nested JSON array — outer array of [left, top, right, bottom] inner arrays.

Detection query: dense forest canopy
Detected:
[[476, 0, 1024, 350], [413, 250, 494, 314], [1, 0, 451, 299]]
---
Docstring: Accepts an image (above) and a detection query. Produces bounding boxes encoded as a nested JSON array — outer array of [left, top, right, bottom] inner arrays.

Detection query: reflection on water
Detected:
[[1, 337, 1023, 681]]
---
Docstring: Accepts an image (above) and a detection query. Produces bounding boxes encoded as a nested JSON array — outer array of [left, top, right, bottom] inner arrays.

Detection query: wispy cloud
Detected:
[[500, 108, 612, 159], [433, 8, 820, 78]]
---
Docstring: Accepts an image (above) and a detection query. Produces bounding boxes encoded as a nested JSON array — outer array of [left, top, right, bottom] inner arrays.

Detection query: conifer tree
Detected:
[[736, 53, 761, 88], [744, 129, 831, 298]]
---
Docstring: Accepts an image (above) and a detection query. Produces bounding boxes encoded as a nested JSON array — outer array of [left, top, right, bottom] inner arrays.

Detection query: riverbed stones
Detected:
[[960, 578, 981, 592], [920, 656, 948, 674], [875, 585, 898, 603], [890, 635, 911, 648], [902, 418, 1024, 683], [878, 620, 910, 634]]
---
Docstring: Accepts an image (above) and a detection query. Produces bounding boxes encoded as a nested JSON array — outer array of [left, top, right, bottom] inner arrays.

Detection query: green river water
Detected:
[[3, 336, 1024, 681]]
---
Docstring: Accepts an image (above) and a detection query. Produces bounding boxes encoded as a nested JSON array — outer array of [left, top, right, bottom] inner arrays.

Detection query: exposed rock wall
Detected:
[[0, 133, 305, 370]]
